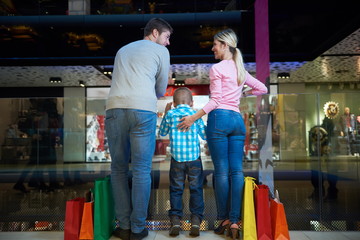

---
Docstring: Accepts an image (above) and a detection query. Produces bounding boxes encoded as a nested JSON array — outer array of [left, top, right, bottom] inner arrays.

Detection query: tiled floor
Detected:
[[1, 231, 360, 240]]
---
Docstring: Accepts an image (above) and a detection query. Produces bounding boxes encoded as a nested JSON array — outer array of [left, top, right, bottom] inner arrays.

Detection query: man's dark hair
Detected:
[[144, 18, 173, 37]]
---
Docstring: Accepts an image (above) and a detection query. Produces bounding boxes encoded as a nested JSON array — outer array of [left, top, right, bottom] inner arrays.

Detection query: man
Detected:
[[105, 18, 173, 240], [339, 107, 356, 155]]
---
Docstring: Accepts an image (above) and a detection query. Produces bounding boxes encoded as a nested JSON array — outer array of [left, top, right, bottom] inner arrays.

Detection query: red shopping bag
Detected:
[[64, 197, 85, 240], [255, 185, 273, 240], [270, 191, 290, 240]]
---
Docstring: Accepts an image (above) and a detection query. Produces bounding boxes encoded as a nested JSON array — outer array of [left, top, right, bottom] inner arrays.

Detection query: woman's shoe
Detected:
[[214, 219, 230, 235], [229, 223, 240, 240]]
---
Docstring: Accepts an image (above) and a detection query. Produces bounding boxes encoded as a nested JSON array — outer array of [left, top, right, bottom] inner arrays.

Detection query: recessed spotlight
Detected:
[[49, 77, 62, 83], [103, 67, 113, 79], [277, 73, 290, 79], [174, 80, 185, 86]]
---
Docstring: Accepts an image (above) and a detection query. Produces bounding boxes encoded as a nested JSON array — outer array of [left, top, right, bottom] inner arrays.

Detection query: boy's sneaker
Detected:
[[190, 215, 201, 237], [169, 215, 181, 236]]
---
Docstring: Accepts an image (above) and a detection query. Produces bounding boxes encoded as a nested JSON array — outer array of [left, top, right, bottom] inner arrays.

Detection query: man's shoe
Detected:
[[169, 215, 181, 236], [130, 228, 148, 240], [113, 227, 131, 240], [190, 215, 201, 237]]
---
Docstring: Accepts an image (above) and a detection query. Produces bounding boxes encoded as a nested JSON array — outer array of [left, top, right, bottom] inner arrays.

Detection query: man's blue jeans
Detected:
[[207, 109, 246, 223], [105, 108, 156, 233], [169, 157, 204, 221]]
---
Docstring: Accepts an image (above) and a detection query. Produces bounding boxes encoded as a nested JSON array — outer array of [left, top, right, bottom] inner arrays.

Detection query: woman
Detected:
[[178, 29, 267, 239]]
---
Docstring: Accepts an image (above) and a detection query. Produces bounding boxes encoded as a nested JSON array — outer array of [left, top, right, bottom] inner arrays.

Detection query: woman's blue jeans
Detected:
[[105, 108, 156, 233], [207, 109, 246, 223]]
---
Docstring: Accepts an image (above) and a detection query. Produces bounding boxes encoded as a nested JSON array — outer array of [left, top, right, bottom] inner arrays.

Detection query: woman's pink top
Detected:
[[202, 59, 268, 114]]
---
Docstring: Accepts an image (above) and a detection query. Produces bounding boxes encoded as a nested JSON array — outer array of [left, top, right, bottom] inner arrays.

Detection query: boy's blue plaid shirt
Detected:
[[159, 104, 206, 162]]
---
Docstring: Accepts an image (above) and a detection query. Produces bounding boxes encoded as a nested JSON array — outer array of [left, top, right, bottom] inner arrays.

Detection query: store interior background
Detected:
[[0, 0, 360, 233]]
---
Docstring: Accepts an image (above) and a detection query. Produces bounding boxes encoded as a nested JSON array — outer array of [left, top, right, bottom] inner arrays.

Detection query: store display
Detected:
[[244, 113, 259, 161], [86, 115, 110, 162]]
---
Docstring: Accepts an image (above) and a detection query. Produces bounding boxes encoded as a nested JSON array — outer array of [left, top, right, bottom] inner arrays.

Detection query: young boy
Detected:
[[158, 87, 206, 237]]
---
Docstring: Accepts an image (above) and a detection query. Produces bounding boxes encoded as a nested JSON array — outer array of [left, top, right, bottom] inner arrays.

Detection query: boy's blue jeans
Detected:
[[168, 157, 204, 221]]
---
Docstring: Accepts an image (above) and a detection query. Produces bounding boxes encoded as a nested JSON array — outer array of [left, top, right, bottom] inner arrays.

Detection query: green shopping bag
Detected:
[[94, 176, 115, 240]]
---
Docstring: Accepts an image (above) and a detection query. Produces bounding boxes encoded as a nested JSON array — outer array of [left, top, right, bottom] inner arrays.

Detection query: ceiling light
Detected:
[[277, 72, 290, 79], [79, 80, 85, 87], [101, 67, 113, 79], [103, 67, 113, 75], [174, 80, 185, 86], [49, 77, 62, 83]]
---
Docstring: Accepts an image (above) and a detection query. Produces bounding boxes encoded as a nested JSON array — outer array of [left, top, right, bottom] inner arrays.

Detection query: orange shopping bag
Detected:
[[270, 190, 290, 240], [79, 190, 94, 240], [79, 201, 94, 240]]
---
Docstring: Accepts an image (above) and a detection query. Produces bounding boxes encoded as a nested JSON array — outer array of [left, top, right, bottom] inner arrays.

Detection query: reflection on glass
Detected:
[[0, 92, 359, 231]]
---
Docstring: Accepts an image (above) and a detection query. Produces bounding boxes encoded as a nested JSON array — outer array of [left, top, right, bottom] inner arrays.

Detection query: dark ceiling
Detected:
[[0, 0, 359, 66]]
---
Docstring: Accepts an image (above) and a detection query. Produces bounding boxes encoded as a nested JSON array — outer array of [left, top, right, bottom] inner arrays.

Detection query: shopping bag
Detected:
[[270, 190, 290, 240], [242, 176, 257, 240], [64, 197, 85, 240], [255, 184, 273, 240], [93, 176, 115, 240], [79, 200, 94, 240]]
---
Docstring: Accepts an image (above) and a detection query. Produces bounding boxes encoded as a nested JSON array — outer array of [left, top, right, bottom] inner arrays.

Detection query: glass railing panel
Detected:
[[275, 92, 360, 231], [0, 92, 360, 231], [310, 92, 360, 231]]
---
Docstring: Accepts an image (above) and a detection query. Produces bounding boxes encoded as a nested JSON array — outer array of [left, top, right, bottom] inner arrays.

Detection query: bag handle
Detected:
[[245, 176, 258, 190], [274, 189, 281, 203]]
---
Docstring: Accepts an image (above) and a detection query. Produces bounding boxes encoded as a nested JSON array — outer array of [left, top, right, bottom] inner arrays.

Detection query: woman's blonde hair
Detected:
[[214, 29, 246, 85]]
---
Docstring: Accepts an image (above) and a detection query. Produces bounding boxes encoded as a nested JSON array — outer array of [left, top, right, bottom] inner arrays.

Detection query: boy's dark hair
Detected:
[[144, 18, 173, 37], [173, 87, 193, 105]]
